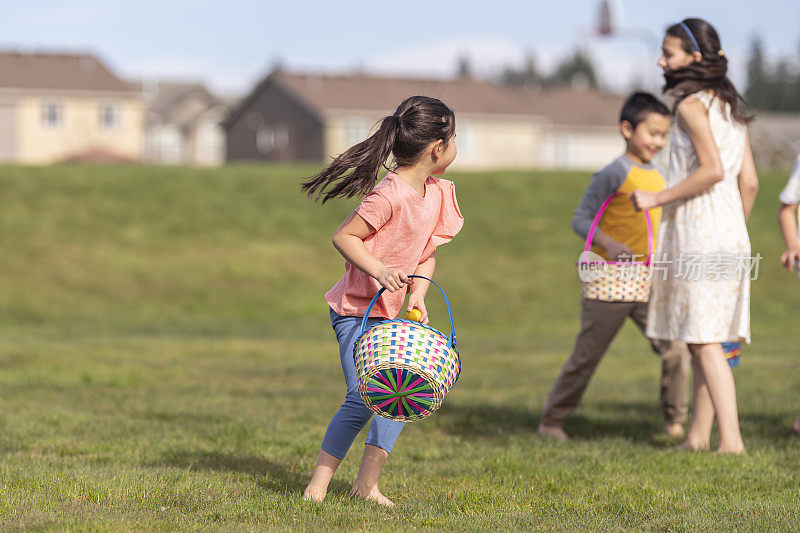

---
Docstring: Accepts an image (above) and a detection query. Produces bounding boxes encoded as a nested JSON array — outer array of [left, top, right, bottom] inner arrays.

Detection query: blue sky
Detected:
[[3, 0, 798, 96]]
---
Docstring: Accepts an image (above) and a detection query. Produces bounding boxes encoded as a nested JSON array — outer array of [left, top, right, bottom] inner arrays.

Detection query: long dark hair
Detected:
[[301, 96, 455, 203], [663, 18, 753, 124]]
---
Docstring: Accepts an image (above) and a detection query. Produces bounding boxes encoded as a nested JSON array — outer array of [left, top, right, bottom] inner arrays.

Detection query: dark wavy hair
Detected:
[[301, 96, 456, 204], [663, 18, 753, 124]]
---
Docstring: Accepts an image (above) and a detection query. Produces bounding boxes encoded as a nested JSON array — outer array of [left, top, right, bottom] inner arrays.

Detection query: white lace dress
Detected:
[[647, 91, 751, 344]]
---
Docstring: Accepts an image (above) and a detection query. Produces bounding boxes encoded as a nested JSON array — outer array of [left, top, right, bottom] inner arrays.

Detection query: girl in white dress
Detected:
[[631, 18, 758, 454]]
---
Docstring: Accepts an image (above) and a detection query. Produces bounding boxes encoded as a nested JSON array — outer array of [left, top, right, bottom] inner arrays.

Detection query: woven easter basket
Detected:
[[353, 275, 461, 422], [579, 192, 654, 302]]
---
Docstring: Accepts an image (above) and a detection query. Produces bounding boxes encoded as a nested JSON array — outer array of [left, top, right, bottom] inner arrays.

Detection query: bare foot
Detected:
[[678, 438, 710, 452], [716, 444, 746, 455], [664, 423, 685, 438], [350, 485, 395, 507], [537, 423, 570, 442], [792, 415, 800, 436], [302, 483, 327, 502]]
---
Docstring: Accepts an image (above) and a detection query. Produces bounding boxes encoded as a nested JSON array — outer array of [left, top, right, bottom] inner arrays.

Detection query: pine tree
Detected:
[[745, 37, 768, 109], [501, 52, 541, 88], [551, 51, 597, 89], [746, 34, 800, 111]]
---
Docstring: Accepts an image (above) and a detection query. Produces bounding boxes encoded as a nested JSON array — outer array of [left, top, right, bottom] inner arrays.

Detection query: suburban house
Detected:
[[224, 70, 627, 170], [144, 82, 236, 166], [0, 50, 144, 164]]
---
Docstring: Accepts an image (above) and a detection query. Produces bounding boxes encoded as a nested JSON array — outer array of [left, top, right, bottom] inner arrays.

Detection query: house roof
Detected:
[[227, 70, 626, 128], [0, 50, 139, 93], [146, 81, 239, 130], [147, 82, 214, 115]]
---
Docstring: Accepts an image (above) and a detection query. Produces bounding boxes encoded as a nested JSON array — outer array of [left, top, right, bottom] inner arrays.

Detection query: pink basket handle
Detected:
[[585, 192, 653, 265]]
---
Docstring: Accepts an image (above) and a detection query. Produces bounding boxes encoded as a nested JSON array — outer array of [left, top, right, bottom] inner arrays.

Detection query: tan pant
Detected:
[[541, 299, 690, 426]]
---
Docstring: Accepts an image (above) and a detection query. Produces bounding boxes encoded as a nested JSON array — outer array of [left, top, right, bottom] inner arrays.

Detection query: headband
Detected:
[[679, 22, 701, 54]]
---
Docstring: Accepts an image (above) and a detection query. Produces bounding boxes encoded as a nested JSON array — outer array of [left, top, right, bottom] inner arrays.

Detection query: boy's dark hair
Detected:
[[301, 95, 455, 204], [620, 92, 671, 129], [663, 18, 753, 124]]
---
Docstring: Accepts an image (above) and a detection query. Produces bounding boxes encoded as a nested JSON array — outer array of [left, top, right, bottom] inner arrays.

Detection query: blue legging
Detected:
[[320, 308, 405, 460]]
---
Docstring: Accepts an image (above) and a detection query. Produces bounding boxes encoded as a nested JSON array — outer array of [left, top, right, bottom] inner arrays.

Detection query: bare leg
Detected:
[[681, 350, 713, 451], [350, 444, 395, 507], [692, 343, 745, 454], [792, 414, 800, 435], [302, 449, 342, 502]]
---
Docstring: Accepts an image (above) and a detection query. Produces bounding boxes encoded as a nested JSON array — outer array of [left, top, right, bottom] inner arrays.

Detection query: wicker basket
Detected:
[[353, 275, 460, 422], [579, 192, 654, 302]]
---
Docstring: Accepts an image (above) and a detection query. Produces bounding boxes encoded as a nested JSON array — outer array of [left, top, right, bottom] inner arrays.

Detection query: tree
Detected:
[[550, 50, 597, 89], [499, 49, 598, 90], [456, 54, 473, 79], [501, 52, 541, 88], [745, 37, 768, 109], [771, 60, 797, 111], [745, 34, 800, 111]]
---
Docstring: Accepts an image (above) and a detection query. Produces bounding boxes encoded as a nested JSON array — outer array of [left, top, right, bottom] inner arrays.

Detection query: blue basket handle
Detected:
[[359, 275, 457, 349]]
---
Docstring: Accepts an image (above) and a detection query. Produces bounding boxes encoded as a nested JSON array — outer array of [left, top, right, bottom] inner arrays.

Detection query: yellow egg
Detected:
[[406, 308, 422, 322]]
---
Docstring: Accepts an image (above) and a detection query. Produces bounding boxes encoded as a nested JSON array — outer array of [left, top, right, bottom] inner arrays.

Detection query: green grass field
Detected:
[[0, 163, 798, 531]]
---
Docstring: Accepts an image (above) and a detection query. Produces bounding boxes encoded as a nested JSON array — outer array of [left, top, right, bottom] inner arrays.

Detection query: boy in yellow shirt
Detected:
[[539, 93, 691, 440]]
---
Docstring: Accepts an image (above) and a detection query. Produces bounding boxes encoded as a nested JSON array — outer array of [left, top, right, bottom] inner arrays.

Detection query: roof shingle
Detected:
[[0, 50, 139, 93]]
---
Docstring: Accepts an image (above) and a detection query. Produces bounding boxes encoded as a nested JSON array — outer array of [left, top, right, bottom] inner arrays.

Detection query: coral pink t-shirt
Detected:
[[325, 173, 464, 319]]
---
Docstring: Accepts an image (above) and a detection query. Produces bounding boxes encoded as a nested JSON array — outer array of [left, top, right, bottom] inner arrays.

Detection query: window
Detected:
[[151, 126, 183, 164], [256, 124, 289, 154], [198, 121, 224, 164], [42, 102, 62, 128], [556, 134, 576, 169], [100, 103, 119, 129]]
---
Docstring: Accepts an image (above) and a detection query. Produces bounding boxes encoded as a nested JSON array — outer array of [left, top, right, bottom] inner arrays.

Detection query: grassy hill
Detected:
[[0, 163, 797, 530]]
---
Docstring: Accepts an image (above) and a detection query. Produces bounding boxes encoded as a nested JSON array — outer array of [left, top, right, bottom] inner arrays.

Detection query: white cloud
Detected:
[[362, 36, 529, 78]]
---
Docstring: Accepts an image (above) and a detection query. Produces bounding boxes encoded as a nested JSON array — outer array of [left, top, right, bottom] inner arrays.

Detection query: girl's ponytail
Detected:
[[302, 115, 399, 204], [302, 96, 455, 204]]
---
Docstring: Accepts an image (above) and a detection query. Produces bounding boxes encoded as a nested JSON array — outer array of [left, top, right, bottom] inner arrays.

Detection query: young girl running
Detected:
[[300, 96, 463, 505], [631, 18, 759, 454]]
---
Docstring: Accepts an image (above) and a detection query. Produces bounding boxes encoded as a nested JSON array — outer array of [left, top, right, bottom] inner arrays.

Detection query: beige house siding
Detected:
[[540, 127, 622, 170], [0, 102, 16, 161], [16, 95, 144, 163], [191, 118, 226, 166], [451, 115, 546, 169], [322, 110, 620, 170]]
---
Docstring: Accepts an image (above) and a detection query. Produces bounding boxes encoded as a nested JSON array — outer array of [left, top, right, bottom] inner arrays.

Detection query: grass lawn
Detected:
[[0, 163, 798, 531]]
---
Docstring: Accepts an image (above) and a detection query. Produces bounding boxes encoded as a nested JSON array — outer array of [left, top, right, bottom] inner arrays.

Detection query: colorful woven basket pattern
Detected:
[[354, 319, 460, 422]]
